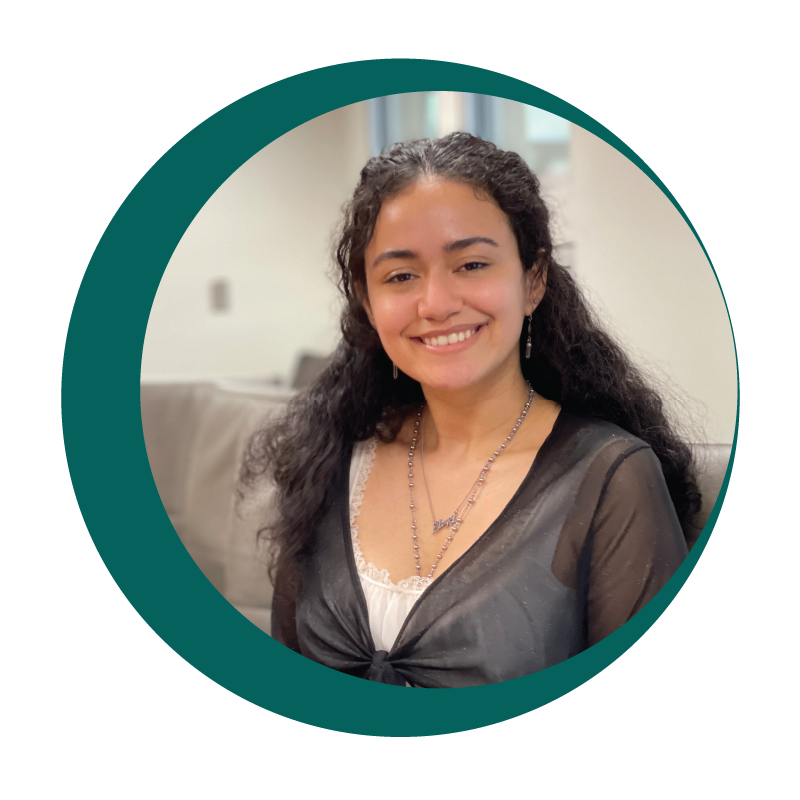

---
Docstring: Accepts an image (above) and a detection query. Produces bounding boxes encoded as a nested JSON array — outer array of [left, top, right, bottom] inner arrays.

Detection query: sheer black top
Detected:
[[271, 409, 687, 688]]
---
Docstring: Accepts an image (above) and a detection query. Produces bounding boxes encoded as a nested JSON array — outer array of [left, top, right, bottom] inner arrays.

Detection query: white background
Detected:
[[3, 2, 797, 797]]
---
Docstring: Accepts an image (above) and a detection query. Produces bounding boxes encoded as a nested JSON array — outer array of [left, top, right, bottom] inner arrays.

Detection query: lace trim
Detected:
[[350, 438, 432, 593]]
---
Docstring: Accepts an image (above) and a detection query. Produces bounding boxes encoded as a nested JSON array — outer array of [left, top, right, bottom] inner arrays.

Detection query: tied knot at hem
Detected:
[[364, 650, 406, 685]]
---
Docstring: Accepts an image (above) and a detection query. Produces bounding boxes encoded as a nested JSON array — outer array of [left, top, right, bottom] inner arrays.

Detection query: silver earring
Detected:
[[525, 315, 533, 359], [393, 362, 398, 380]]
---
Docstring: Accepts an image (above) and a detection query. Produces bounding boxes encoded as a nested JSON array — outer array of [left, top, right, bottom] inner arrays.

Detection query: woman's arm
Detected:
[[585, 446, 689, 646]]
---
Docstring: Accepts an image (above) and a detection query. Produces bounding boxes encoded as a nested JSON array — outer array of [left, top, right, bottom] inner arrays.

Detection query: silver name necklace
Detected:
[[408, 386, 535, 579], [419, 421, 478, 533]]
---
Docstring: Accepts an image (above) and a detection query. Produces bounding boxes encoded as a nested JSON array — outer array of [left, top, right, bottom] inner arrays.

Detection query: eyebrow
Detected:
[[371, 237, 499, 268]]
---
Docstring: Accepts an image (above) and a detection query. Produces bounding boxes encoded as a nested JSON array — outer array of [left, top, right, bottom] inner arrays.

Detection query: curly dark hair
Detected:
[[240, 132, 702, 582]]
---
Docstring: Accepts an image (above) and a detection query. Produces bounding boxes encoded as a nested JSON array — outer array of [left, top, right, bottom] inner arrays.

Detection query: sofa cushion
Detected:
[[142, 380, 290, 609]]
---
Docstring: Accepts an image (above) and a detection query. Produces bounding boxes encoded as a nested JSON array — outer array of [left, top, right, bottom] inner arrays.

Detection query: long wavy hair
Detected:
[[240, 133, 702, 581]]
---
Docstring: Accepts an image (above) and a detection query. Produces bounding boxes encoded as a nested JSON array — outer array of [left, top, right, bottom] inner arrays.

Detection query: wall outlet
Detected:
[[210, 279, 230, 312]]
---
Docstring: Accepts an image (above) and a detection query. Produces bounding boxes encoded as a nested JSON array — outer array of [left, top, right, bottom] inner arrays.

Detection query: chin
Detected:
[[412, 366, 488, 392]]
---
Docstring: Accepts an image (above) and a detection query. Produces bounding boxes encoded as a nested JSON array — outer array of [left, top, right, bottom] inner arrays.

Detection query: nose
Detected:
[[417, 269, 463, 321]]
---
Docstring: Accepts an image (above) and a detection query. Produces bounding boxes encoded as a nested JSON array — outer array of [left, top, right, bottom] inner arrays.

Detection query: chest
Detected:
[[354, 438, 540, 582]]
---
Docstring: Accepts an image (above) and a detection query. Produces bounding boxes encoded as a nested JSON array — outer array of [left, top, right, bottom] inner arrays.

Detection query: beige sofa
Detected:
[[141, 378, 732, 637], [141, 379, 293, 636]]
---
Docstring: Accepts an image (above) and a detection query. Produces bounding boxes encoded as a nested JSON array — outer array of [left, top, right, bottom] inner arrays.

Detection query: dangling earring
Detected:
[[525, 314, 533, 359], [393, 362, 398, 380]]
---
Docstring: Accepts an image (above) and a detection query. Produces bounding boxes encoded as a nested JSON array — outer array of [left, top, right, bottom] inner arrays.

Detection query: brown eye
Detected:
[[386, 272, 415, 284]]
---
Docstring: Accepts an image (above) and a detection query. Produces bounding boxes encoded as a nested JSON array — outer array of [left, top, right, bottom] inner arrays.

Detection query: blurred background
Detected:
[[140, 93, 737, 630], [142, 92, 737, 445]]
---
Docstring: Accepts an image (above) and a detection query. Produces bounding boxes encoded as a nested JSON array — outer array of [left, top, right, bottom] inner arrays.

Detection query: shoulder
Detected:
[[550, 408, 652, 472], [542, 409, 677, 516], [559, 408, 645, 447], [555, 412, 675, 522], [550, 413, 682, 549], [348, 411, 417, 479]]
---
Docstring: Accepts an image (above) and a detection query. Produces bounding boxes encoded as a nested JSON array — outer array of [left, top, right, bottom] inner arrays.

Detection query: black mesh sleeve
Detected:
[[586, 446, 688, 646], [271, 559, 302, 653]]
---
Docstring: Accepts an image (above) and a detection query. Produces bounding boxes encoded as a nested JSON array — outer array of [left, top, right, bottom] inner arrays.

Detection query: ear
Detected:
[[524, 260, 548, 315], [355, 283, 377, 329]]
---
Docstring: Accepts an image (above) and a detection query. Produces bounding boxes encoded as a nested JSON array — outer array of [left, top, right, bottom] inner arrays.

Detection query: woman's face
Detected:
[[361, 178, 542, 392]]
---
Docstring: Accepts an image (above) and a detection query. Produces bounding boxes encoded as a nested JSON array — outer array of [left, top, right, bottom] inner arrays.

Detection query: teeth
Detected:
[[423, 327, 480, 347]]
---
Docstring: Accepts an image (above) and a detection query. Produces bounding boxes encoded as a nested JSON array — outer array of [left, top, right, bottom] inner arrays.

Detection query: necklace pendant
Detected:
[[432, 511, 458, 534]]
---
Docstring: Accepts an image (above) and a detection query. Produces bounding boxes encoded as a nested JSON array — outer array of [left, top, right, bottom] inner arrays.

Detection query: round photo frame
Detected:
[[62, 58, 738, 736]]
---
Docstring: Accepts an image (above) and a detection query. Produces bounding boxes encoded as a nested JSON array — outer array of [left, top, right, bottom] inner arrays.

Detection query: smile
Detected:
[[415, 323, 488, 349]]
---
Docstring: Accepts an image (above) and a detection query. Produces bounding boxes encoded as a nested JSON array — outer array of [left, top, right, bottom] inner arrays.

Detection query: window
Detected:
[[370, 92, 570, 178], [369, 92, 573, 266]]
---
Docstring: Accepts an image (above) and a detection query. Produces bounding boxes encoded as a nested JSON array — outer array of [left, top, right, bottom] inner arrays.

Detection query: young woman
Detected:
[[241, 133, 700, 688]]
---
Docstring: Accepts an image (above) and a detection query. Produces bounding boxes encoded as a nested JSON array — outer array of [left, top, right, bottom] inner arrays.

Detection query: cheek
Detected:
[[368, 292, 410, 335], [470, 279, 527, 317]]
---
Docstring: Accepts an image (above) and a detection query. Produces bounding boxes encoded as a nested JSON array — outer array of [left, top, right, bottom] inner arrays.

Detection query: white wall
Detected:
[[569, 125, 737, 443], [142, 101, 370, 382]]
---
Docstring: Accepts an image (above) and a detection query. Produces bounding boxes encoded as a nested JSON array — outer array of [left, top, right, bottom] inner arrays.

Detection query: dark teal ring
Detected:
[[61, 59, 738, 737]]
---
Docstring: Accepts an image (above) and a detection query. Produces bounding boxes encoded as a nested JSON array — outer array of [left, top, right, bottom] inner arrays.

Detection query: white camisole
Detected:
[[349, 439, 431, 652]]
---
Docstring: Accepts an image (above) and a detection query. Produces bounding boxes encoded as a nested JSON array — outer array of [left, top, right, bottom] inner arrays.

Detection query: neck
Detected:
[[420, 362, 532, 457]]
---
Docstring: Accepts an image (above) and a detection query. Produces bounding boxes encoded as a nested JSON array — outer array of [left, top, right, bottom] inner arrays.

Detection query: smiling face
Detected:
[[361, 178, 543, 392]]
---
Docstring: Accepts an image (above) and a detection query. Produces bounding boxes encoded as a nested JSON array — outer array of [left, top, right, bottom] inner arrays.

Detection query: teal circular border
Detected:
[[62, 59, 738, 736]]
